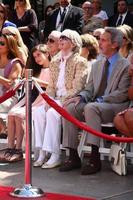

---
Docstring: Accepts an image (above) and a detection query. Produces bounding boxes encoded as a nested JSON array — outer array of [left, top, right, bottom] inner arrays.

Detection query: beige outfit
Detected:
[[33, 52, 88, 154]]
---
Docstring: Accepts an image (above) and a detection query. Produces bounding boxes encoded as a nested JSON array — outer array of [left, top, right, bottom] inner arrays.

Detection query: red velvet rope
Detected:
[[0, 89, 16, 103], [0, 80, 24, 104], [41, 92, 133, 143]]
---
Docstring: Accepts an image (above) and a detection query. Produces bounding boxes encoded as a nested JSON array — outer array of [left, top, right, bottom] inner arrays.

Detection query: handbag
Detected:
[[109, 143, 127, 176]]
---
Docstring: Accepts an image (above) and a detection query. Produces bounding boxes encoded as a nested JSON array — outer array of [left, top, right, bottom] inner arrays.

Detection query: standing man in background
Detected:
[[43, 0, 84, 40], [109, 0, 133, 28]]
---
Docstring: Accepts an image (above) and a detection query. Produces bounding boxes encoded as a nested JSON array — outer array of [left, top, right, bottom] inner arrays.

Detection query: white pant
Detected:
[[33, 100, 62, 154]]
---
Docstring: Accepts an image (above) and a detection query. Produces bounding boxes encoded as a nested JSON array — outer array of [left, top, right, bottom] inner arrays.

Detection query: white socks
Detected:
[[36, 150, 46, 162], [46, 153, 60, 165]]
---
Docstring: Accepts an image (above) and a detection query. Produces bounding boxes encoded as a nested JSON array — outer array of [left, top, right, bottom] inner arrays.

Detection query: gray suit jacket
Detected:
[[80, 54, 130, 105]]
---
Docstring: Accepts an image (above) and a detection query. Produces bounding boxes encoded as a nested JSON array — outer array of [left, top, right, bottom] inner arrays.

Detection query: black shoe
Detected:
[[59, 158, 81, 172], [0, 133, 7, 139], [81, 153, 101, 175]]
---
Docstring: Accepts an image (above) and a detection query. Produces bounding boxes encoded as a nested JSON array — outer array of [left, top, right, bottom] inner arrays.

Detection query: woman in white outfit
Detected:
[[33, 29, 88, 169]]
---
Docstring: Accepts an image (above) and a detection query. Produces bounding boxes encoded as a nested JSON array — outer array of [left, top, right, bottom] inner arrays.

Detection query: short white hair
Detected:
[[48, 31, 61, 39]]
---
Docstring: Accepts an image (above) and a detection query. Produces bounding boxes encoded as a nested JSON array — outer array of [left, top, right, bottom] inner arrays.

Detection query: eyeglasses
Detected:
[[123, 36, 127, 40], [0, 41, 6, 46], [47, 38, 55, 43], [60, 35, 70, 41], [0, 10, 4, 14]]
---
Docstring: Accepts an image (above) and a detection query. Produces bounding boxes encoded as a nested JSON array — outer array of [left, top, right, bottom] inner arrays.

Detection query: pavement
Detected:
[[0, 152, 133, 200]]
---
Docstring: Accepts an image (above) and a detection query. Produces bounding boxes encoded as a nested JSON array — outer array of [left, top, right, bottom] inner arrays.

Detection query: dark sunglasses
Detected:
[[94, 35, 100, 40], [0, 10, 4, 14], [60, 35, 70, 41], [123, 36, 127, 40], [15, 0, 24, 2], [0, 41, 6, 46], [47, 38, 55, 43]]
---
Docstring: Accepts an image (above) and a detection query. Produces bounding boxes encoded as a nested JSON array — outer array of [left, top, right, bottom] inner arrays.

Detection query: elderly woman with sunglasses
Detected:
[[33, 29, 88, 169], [47, 30, 61, 58], [11, 0, 38, 50], [0, 3, 16, 33]]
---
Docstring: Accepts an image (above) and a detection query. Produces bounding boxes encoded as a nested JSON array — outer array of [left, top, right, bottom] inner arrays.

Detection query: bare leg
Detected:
[[7, 115, 16, 148], [15, 116, 25, 149], [124, 110, 133, 137], [114, 114, 130, 137]]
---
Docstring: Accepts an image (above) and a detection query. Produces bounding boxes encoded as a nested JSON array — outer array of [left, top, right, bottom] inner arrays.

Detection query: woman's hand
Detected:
[[63, 96, 81, 107]]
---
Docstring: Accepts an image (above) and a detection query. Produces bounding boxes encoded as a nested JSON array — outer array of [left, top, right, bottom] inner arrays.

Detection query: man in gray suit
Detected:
[[60, 27, 131, 175]]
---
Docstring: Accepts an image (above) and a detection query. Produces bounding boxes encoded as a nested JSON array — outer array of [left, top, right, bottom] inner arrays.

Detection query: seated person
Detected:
[[60, 27, 130, 175], [0, 33, 23, 136], [33, 29, 88, 169], [114, 54, 133, 137], [0, 44, 50, 162]]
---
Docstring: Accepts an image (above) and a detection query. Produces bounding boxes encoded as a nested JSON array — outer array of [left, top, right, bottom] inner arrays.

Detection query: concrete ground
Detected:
[[0, 155, 133, 200]]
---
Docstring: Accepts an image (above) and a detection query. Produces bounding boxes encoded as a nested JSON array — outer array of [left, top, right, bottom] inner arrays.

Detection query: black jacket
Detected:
[[44, 5, 84, 39], [109, 11, 133, 28]]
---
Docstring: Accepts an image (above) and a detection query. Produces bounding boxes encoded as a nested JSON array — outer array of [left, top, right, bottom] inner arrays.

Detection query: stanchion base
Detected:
[[10, 184, 45, 198]]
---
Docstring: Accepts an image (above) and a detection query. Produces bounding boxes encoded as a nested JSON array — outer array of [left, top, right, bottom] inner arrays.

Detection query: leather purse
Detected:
[[109, 143, 127, 176]]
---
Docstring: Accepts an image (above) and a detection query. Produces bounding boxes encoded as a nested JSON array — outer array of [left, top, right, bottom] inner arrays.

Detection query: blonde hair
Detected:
[[14, 0, 31, 10], [1, 34, 21, 59], [117, 25, 133, 52], [2, 26, 28, 57]]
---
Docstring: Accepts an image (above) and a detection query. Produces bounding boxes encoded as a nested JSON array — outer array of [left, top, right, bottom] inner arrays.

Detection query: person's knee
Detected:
[[8, 115, 14, 122], [124, 111, 133, 124], [84, 103, 99, 116], [64, 103, 76, 114], [113, 114, 122, 127]]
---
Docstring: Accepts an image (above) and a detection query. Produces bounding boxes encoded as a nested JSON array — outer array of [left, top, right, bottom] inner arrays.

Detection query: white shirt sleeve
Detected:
[[94, 10, 108, 20]]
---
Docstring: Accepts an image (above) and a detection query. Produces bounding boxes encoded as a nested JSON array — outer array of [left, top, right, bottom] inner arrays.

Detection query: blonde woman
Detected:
[[2, 26, 28, 65], [117, 24, 133, 60], [92, 0, 108, 27], [0, 33, 23, 134], [11, 0, 38, 50]]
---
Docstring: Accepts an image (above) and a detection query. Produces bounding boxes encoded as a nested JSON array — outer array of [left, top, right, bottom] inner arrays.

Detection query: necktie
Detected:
[[97, 59, 110, 97], [60, 7, 66, 24], [117, 15, 123, 26]]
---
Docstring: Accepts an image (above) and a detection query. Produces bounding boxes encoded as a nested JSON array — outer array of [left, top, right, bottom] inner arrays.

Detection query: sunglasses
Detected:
[[94, 35, 100, 40], [47, 38, 55, 43], [15, 0, 24, 2], [0, 41, 6, 46], [123, 36, 127, 40], [60, 35, 70, 41], [0, 10, 4, 14]]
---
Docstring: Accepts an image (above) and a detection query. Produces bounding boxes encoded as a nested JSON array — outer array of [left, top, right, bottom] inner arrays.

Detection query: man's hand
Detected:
[[63, 96, 81, 107]]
